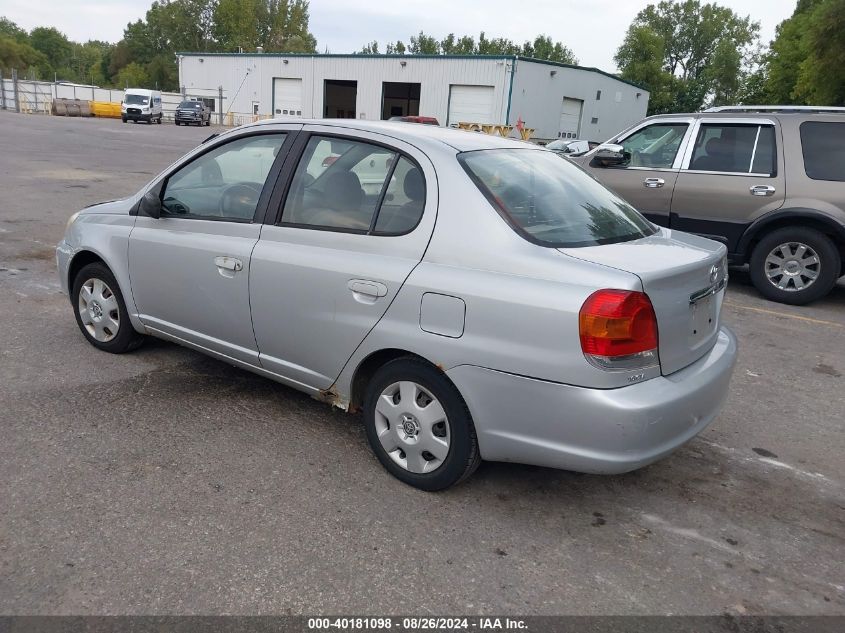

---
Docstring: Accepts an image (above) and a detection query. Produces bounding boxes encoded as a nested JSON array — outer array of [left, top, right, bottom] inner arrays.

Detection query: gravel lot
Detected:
[[0, 112, 843, 616]]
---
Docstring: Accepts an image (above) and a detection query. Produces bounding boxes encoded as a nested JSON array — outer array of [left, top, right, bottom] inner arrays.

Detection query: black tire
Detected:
[[71, 262, 145, 354], [363, 357, 481, 491], [175, 121, 180, 125], [749, 226, 840, 305], [121, 117, 127, 123]]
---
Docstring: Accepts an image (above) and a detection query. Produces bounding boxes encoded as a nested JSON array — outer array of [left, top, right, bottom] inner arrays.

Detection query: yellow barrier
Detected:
[[89, 101, 122, 118]]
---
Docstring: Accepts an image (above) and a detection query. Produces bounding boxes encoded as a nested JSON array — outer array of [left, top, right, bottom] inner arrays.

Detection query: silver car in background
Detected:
[[57, 120, 737, 490]]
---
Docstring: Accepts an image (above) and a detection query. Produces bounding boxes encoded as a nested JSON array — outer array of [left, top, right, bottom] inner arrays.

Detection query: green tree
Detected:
[[115, 61, 150, 88], [385, 41, 406, 54], [521, 35, 577, 64], [214, 0, 262, 51], [615, 25, 676, 114], [0, 17, 29, 43], [29, 26, 74, 79], [0, 35, 47, 75], [615, 0, 760, 113], [408, 31, 440, 54], [794, 0, 845, 104], [362, 31, 576, 63], [266, 0, 317, 52], [760, 0, 844, 106]]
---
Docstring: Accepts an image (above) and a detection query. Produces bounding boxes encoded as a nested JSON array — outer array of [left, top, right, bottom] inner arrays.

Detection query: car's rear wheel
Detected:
[[363, 357, 481, 491], [72, 262, 145, 353], [749, 226, 840, 305]]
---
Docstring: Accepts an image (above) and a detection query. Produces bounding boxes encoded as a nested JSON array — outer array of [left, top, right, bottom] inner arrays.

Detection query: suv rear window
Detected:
[[459, 149, 657, 247], [800, 122, 845, 182]]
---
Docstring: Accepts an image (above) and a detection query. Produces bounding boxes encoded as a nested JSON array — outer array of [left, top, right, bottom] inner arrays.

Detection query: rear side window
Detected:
[[460, 149, 657, 248], [281, 136, 425, 234], [800, 122, 845, 182], [688, 123, 776, 175]]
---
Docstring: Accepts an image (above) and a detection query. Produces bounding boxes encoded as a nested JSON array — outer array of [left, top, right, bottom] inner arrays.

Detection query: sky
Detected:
[[1, 0, 798, 72]]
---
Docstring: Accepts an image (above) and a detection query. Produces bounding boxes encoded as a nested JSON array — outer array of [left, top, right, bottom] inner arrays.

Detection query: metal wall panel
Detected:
[[509, 60, 650, 141], [179, 55, 511, 124]]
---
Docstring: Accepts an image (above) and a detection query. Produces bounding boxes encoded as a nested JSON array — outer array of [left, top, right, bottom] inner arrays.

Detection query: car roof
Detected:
[[643, 111, 845, 121], [240, 118, 541, 152]]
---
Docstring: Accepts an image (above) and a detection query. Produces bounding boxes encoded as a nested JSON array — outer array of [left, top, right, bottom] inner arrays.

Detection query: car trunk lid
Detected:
[[559, 228, 728, 375]]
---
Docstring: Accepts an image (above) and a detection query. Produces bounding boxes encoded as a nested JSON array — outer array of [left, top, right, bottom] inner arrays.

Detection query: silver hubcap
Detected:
[[374, 381, 450, 474], [764, 242, 820, 292], [78, 278, 120, 342]]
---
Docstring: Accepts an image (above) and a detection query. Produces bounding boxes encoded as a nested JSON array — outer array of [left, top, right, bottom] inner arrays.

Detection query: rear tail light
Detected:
[[579, 289, 659, 370]]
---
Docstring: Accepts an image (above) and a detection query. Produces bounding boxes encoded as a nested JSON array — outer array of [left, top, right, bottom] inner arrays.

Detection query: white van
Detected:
[[121, 88, 163, 124]]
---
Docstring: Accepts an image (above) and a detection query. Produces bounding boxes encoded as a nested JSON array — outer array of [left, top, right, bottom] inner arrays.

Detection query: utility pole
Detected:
[[0, 70, 6, 110], [218, 86, 224, 125], [12, 69, 20, 113]]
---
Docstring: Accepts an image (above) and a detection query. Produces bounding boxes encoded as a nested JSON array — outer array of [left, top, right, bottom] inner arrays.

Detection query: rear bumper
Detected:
[[447, 326, 738, 474]]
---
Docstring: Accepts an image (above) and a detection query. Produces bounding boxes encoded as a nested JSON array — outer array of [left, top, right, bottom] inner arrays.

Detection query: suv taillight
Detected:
[[579, 289, 659, 370]]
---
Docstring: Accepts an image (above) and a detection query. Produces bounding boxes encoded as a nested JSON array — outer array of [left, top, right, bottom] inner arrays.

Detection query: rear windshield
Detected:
[[124, 94, 148, 105], [459, 149, 657, 247], [179, 101, 202, 109], [800, 121, 845, 182]]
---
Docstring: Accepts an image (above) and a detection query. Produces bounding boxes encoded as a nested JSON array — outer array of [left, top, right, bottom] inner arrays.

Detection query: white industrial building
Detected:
[[177, 53, 649, 141]]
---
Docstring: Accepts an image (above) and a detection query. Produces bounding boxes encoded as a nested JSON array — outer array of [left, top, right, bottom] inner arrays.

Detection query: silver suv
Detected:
[[574, 106, 845, 305]]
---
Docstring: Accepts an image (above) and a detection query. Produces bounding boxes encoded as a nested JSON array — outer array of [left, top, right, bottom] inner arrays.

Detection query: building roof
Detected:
[[175, 52, 648, 92]]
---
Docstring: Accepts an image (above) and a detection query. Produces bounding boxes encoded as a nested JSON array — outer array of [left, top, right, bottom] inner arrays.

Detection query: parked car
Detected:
[[56, 120, 737, 491], [121, 88, 163, 124], [546, 139, 599, 156], [573, 106, 845, 305], [389, 115, 440, 125], [175, 100, 212, 126]]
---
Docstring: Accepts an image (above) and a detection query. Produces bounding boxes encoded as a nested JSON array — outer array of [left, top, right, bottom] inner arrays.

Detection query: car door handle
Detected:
[[347, 279, 388, 298], [643, 178, 665, 188], [750, 185, 776, 197], [213, 256, 243, 272]]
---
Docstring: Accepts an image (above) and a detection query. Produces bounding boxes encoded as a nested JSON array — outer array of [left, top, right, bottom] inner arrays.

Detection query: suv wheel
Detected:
[[749, 227, 840, 305], [72, 262, 145, 353], [363, 358, 481, 491]]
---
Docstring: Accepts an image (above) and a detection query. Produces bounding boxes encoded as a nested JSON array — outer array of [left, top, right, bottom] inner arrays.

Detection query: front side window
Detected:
[[461, 149, 657, 248], [800, 121, 845, 182], [161, 133, 287, 221], [618, 123, 688, 169], [282, 136, 425, 234], [688, 123, 776, 175]]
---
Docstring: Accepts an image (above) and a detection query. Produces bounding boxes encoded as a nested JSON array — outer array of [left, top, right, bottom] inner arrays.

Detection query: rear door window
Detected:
[[688, 123, 776, 175], [281, 136, 425, 234], [460, 149, 656, 247], [800, 121, 845, 182]]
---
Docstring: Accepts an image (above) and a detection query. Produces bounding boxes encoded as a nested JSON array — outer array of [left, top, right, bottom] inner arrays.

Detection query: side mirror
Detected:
[[592, 143, 628, 168], [139, 190, 162, 219]]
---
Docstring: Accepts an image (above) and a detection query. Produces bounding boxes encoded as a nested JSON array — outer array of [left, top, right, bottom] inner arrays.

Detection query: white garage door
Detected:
[[273, 78, 303, 117], [559, 97, 583, 138], [448, 85, 495, 126]]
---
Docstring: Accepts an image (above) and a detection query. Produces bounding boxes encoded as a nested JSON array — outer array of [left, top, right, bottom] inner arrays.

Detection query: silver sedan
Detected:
[[57, 120, 737, 490]]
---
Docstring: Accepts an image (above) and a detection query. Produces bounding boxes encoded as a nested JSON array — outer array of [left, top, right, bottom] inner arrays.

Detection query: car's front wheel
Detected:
[[363, 358, 481, 491], [749, 227, 840, 305], [72, 262, 145, 353]]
